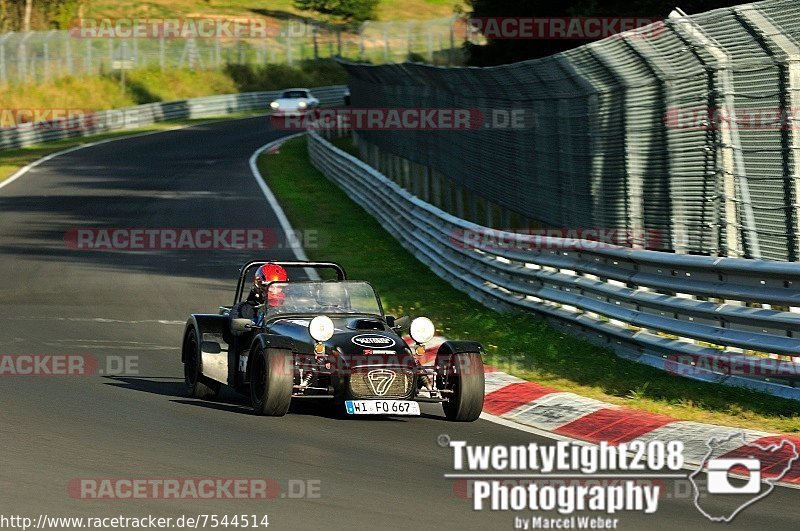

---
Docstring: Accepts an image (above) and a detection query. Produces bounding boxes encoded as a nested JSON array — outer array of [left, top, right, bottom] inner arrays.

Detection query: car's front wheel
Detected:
[[183, 328, 221, 400], [437, 349, 485, 422], [250, 346, 293, 416]]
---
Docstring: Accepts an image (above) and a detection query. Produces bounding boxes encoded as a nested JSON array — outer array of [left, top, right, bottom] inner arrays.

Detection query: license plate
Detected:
[[345, 400, 420, 416]]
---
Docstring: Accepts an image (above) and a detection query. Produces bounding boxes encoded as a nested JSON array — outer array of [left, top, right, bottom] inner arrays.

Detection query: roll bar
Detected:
[[234, 261, 347, 305]]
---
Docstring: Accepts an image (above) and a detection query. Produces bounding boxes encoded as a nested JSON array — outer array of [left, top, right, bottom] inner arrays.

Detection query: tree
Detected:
[[293, 0, 380, 26], [23, 0, 32, 31]]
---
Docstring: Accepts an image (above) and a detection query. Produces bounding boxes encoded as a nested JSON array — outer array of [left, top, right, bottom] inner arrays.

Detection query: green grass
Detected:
[[85, 0, 463, 22], [0, 62, 346, 113], [0, 113, 262, 183], [259, 136, 800, 434]]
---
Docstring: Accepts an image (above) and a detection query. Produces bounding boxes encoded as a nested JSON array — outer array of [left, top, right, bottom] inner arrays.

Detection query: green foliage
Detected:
[[0, 0, 85, 31], [224, 60, 346, 92], [293, 0, 380, 25]]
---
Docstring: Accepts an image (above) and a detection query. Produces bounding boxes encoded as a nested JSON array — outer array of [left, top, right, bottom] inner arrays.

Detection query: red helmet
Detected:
[[254, 263, 288, 306]]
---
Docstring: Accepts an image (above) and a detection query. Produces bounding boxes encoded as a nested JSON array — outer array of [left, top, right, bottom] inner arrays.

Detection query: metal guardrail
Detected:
[[0, 86, 347, 151], [339, 0, 800, 262], [308, 130, 800, 400]]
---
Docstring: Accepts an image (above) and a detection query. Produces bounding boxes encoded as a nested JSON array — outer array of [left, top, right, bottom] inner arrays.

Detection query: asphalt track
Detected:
[[0, 117, 797, 530]]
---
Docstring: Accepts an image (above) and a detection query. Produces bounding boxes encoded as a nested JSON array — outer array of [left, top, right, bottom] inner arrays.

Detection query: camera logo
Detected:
[[690, 431, 798, 522], [707, 458, 761, 494]]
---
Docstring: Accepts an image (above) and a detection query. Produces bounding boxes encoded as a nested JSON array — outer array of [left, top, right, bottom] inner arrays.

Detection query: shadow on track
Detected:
[[105, 375, 415, 422], [103, 375, 186, 397]]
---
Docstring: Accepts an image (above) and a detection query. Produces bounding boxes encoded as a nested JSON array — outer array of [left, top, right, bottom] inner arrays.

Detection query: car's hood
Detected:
[[266, 316, 415, 367]]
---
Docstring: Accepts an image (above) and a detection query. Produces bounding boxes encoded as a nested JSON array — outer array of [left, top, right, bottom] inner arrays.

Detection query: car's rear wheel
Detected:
[[437, 350, 484, 422], [183, 328, 221, 400], [250, 346, 293, 416]]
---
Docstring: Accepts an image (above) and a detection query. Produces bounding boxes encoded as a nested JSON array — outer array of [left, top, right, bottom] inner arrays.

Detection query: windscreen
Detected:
[[265, 281, 381, 316], [281, 90, 309, 98]]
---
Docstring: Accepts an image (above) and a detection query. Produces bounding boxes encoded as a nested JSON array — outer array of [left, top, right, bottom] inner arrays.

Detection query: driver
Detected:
[[230, 263, 288, 322]]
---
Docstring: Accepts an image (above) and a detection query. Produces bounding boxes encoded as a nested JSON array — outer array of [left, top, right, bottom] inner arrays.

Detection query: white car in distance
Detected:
[[269, 88, 319, 116]]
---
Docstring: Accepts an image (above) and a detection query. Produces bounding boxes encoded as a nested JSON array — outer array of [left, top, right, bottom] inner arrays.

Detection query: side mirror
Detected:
[[232, 318, 254, 333]]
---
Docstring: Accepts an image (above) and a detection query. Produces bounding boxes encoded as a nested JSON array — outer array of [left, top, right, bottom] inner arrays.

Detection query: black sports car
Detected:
[[181, 261, 485, 421]]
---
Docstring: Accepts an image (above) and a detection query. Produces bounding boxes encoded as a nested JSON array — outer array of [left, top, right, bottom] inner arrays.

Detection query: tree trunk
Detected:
[[23, 0, 32, 32]]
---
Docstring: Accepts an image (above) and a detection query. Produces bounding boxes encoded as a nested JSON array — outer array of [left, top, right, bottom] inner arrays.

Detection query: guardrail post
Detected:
[[384, 152, 392, 181], [371, 144, 380, 170], [402, 158, 412, 192], [468, 190, 479, 223], [392, 154, 400, 186], [454, 183, 465, 219], [420, 163, 430, 201], [443, 174, 453, 213], [430, 169, 442, 208], [500, 206, 511, 228], [485, 200, 494, 228]]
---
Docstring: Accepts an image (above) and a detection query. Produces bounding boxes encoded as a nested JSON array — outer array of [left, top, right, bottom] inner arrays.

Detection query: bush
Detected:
[[225, 60, 346, 92]]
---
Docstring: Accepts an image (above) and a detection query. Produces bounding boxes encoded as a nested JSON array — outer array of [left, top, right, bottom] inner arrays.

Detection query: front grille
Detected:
[[349, 366, 413, 399]]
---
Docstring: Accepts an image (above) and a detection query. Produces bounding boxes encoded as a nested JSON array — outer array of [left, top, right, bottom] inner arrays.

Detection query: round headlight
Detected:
[[409, 317, 435, 344], [270, 101, 280, 110], [298, 101, 308, 109], [309, 315, 334, 342]]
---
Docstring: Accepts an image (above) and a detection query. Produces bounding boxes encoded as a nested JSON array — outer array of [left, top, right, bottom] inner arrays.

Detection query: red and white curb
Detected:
[[411, 336, 800, 487]]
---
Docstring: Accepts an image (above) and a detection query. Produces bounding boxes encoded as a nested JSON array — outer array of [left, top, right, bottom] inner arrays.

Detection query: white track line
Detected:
[[248, 133, 320, 280], [0, 114, 268, 193]]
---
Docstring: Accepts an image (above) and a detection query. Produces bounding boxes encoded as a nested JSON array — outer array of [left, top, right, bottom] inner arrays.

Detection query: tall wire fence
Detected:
[[0, 17, 467, 86], [341, 0, 800, 262]]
